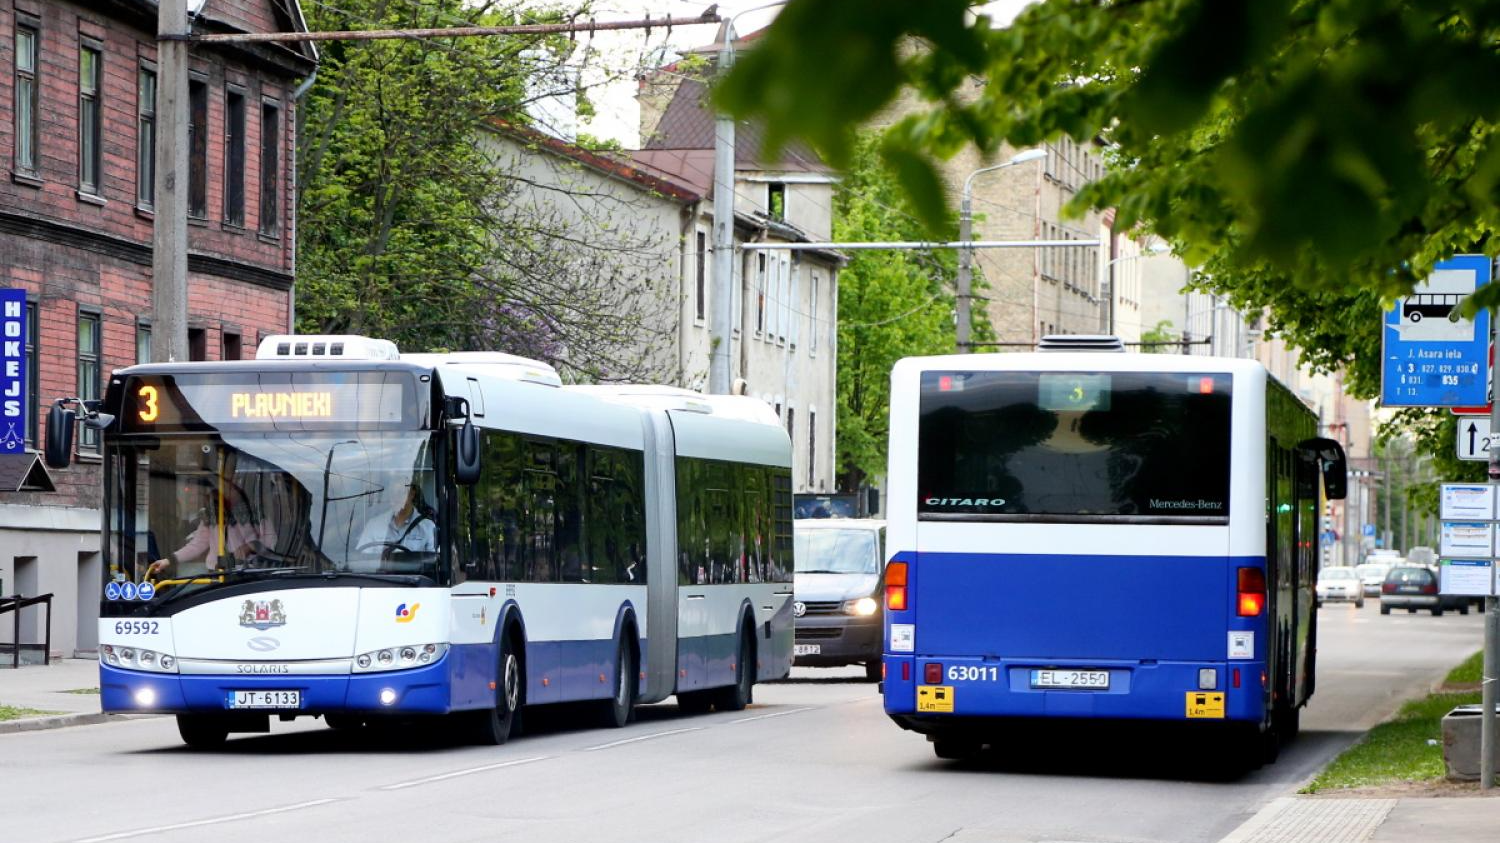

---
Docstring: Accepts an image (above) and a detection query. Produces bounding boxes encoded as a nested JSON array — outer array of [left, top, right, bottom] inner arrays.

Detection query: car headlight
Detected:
[[842, 597, 879, 616], [101, 644, 178, 674], [352, 643, 448, 673]]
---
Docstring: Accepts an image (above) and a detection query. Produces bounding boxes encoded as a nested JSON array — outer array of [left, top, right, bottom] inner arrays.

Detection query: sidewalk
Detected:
[[0, 657, 138, 733], [1220, 792, 1500, 842]]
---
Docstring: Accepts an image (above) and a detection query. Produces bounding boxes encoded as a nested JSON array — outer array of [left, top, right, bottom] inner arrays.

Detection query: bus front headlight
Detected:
[[352, 643, 449, 673], [101, 644, 179, 674], [842, 597, 879, 616]]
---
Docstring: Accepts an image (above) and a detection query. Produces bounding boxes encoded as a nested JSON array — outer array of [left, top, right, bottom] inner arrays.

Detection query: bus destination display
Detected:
[[122, 372, 418, 432]]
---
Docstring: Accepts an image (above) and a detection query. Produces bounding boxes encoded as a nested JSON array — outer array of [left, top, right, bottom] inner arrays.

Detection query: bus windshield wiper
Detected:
[[796, 569, 851, 575]]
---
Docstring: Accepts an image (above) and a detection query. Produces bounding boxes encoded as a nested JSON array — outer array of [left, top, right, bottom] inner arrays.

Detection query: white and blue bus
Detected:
[[879, 338, 1346, 765], [47, 336, 794, 747]]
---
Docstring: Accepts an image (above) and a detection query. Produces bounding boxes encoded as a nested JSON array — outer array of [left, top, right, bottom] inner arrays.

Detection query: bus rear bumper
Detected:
[[99, 657, 459, 716], [881, 654, 1266, 725]]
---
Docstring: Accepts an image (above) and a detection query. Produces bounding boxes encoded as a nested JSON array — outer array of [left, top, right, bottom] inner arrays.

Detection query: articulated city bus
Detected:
[[47, 335, 794, 747], [880, 337, 1347, 766]]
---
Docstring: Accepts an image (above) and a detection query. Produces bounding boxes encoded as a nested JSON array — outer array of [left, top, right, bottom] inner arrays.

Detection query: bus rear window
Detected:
[[917, 371, 1232, 521]]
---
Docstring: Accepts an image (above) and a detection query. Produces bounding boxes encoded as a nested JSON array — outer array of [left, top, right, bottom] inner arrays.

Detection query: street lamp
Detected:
[[956, 148, 1047, 353], [1102, 240, 1169, 336]]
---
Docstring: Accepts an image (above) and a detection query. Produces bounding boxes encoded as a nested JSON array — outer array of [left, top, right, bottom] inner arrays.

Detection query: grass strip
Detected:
[[1445, 650, 1483, 686], [0, 704, 55, 722], [1303, 691, 1482, 793]]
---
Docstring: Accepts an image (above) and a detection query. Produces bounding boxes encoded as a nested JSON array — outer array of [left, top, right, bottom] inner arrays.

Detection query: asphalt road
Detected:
[[1, 601, 1484, 843]]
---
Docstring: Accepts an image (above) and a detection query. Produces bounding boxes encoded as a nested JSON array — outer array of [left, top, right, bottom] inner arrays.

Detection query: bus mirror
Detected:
[[455, 418, 481, 485], [1299, 437, 1347, 501], [44, 403, 75, 469]]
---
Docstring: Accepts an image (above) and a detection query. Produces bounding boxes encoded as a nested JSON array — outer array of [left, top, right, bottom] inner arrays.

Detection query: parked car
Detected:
[[792, 518, 886, 681], [1355, 563, 1391, 596], [1380, 566, 1444, 615], [1316, 567, 1364, 608]]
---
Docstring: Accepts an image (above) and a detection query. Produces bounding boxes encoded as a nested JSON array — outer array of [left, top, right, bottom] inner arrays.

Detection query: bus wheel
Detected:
[[932, 738, 981, 761], [473, 635, 523, 745], [1275, 704, 1301, 745], [325, 714, 363, 730], [177, 714, 229, 749], [715, 626, 755, 712], [864, 660, 883, 683], [1409, 311, 1423, 322], [600, 638, 637, 729]]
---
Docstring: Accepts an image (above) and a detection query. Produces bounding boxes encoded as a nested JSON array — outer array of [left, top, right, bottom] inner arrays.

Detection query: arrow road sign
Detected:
[[1458, 415, 1495, 461]]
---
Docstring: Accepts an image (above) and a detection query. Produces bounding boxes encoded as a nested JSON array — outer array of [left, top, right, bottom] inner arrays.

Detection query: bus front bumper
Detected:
[[99, 657, 460, 716], [882, 654, 1267, 727]]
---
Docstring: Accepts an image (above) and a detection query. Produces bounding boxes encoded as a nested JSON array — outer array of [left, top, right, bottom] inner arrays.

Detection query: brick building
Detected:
[[0, 0, 314, 658]]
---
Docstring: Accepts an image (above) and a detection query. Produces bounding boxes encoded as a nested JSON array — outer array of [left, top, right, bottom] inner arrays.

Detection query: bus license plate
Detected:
[[227, 690, 301, 709], [1030, 669, 1109, 690], [793, 644, 821, 656]]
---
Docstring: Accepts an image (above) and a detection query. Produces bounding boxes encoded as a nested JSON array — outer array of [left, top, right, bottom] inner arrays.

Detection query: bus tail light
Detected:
[[1237, 567, 1266, 616], [924, 662, 942, 684], [886, 562, 909, 611]]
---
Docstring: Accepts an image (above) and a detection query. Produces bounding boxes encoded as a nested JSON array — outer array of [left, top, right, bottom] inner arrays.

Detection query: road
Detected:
[[0, 602, 1483, 843]]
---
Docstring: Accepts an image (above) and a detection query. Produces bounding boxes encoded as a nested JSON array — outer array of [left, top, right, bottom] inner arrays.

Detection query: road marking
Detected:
[[379, 755, 551, 790], [75, 799, 338, 842], [583, 726, 701, 751], [731, 706, 816, 724]]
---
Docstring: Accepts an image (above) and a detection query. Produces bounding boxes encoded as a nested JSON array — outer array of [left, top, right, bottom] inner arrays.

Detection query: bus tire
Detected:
[[1409, 311, 1423, 322], [473, 632, 523, 745], [325, 714, 363, 730], [714, 624, 755, 712], [865, 660, 883, 683], [177, 714, 230, 749], [600, 635, 637, 729]]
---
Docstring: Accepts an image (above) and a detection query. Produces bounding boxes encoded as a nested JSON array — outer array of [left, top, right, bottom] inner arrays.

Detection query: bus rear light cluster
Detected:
[[924, 662, 942, 684], [353, 643, 447, 673], [885, 562, 909, 611], [1236, 567, 1266, 617], [102, 644, 178, 674]]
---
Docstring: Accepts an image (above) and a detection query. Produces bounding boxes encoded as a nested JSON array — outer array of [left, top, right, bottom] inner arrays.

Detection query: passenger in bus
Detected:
[[357, 480, 436, 560], [148, 481, 278, 576]]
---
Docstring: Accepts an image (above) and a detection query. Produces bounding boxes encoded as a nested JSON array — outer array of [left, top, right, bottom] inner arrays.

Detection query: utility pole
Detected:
[[708, 21, 737, 394], [955, 202, 974, 353], [1383, 446, 1392, 550], [151, 0, 190, 362], [1484, 258, 1500, 791]]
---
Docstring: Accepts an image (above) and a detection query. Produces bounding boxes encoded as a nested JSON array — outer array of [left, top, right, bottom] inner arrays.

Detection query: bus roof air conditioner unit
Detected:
[[1037, 335, 1126, 353], [255, 335, 400, 361]]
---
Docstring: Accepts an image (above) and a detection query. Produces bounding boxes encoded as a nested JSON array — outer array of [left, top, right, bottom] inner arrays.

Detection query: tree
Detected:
[[297, 0, 678, 381], [834, 134, 989, 488], [715, 1, 1500, 388]]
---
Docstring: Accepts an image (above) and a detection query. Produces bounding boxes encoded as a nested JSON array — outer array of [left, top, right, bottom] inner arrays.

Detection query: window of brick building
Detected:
[[188, 78, 207, 217], [224, 88, 245, 226], [259, 100, 280, 235], [188, 328, 207, 362], [694, 231, 705, 321], [77, 312, 101, 452], [14, 21, 39, 176], [135, 322, 151, 364], [222, 331, 241, 361], [78, 43, 103, 195], [137, 66, 156, 209]]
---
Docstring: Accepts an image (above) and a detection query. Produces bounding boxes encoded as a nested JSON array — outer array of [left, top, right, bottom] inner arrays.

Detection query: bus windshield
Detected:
[[917, 370, 1232, 521], [794, 528, 880, 575], [106, 432, 441, 596]]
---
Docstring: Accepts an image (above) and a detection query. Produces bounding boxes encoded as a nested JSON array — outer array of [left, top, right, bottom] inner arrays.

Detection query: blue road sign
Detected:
[[0, 289, 25, 454], [1382, 255, 1493, 407], [1363, 523, 1376, 537]]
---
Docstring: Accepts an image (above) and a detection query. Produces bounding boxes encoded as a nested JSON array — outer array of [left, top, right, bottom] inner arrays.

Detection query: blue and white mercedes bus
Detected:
[[46, 336, 794, 747], [879, 337, 1346, 765]]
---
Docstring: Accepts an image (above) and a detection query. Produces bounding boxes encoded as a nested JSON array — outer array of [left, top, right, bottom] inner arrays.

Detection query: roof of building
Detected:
[[643, 77, 827, 173], [491, 121, 702, 203]]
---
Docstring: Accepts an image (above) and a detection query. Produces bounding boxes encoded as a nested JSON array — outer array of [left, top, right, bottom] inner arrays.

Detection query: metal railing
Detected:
[[0, 593, 53, 668]]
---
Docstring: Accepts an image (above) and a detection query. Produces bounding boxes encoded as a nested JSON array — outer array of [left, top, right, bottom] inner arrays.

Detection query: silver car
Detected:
[[1355, 563, 1390, 596], [1316, 567, 1364, 608]]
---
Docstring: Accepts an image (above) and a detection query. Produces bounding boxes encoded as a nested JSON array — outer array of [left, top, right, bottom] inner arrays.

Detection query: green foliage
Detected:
[[834, 135, 980, 485], [1139, 319, 1178, 354], [1303, 690, 1482, 792], [1445, 650, 1484, 686], [716, 1, 1500, 414]]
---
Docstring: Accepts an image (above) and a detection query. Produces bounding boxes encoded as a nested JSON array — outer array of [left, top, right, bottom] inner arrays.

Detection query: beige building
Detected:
[[483, 118, 843, 494]]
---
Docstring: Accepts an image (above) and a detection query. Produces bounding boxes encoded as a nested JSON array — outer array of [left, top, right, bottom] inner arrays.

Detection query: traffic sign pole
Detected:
[[1485, 269, 1500, 790]]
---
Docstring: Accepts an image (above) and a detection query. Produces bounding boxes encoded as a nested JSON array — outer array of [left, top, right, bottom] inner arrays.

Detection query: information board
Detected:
[[1440, 559, 1495, 597], [1381, 255, 1493, 407], [1441, 483, 1497, 520]]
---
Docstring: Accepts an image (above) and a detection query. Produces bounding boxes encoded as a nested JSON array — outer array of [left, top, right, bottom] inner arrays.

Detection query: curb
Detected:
[[0, 712, 153, 735]]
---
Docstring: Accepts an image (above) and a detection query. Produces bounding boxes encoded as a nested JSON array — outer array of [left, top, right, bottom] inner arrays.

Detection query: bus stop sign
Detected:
[[1381, 254, 1492, 407]]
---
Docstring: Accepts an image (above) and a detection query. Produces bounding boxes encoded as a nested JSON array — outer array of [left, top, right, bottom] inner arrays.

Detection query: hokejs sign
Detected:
[[1, 289, 25, 453]]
